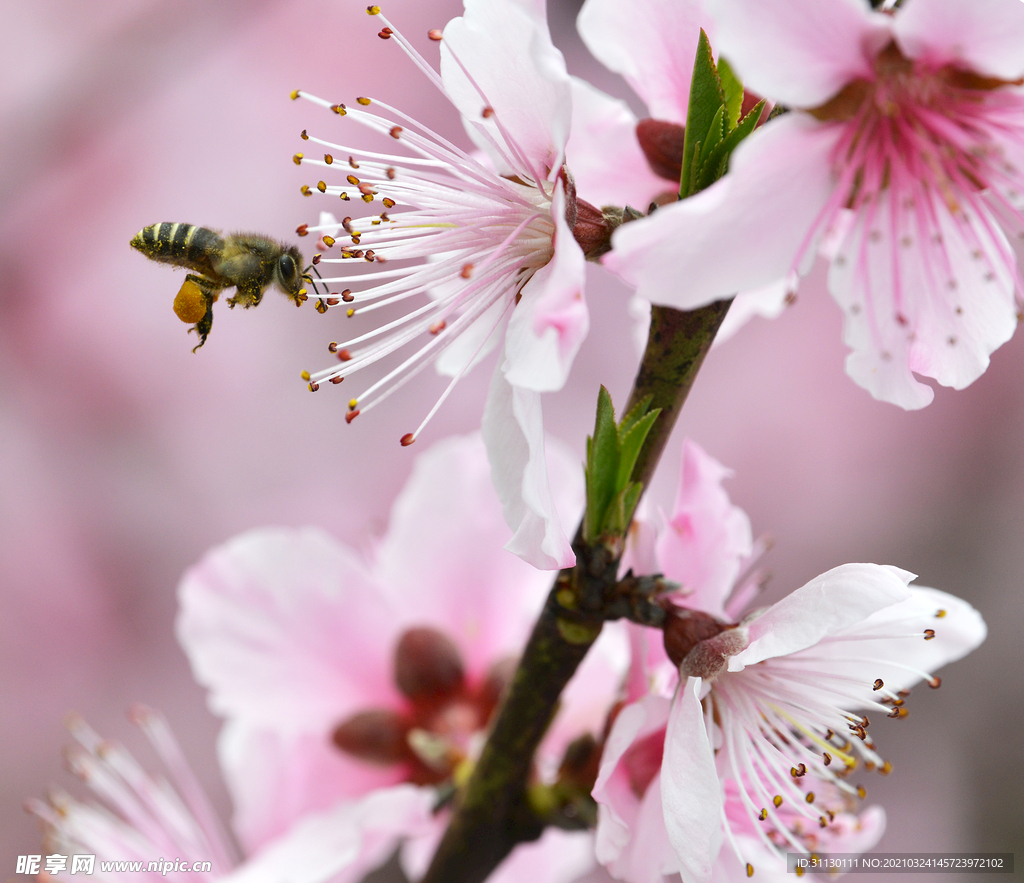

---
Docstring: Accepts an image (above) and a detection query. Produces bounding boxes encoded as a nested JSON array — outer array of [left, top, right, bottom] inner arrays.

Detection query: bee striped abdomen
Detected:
[[132, 223, 226, 279]]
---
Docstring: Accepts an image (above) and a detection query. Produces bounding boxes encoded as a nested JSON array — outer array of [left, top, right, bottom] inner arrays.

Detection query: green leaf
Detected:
[[621, 482, 644, 528], [697, 103, 726, 169], [583, 389, 661, 544], [693, 98, 765, 192], [584, 387, 621, 542], [616, 410, 659, 490], [679, 29, 725, 198], [619, 394, 654, 436], [718, 57, 743, 130]]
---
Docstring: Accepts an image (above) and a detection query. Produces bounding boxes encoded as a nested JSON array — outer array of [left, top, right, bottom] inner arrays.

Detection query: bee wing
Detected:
[[213, 237, 267, 282]]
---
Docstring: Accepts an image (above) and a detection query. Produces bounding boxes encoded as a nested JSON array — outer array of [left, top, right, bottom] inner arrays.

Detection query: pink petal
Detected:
[[442, 0, 571, 181], [374, 433, 560, 674], [488, 829, 597, 883], [655, 440, 753, 619], [547, 623, 630, 759], [177, 528, 401, 728], [221, 785, 436, 883], [217, 722, 404, 853], [592, 695, 672, 869], [611, 775, 682, 883], [705, 0, 891, 108], [504, 181, 589, 393], [830, 190, 1019, 409], [604, 114, 841, 309], [577, 0, 708, 124], [894, 0, 1024, 81], [661, 678, 723, 883], [566, 77, 670, 210], [730, 564, 915, 670], [481, 365, 576, 569]]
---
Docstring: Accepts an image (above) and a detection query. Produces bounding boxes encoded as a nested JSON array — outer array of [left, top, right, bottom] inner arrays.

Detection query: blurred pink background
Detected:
[[2, 1, 1021, 880]]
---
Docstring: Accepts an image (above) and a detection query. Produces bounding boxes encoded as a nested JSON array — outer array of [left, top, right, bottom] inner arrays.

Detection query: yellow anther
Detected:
[[357, 97, 372, 106], [346, 308, 355, 317], [290, 89, 300, 100], [317, 181, 327, 193], [366, 5, 380, 14], [349, 398, 358, 409], [293, 153, 304, 165], [300, 370, 311, 381]]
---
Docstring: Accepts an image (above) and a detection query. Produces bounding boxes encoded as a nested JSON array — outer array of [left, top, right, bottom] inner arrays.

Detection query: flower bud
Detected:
[[332, 709, 410, 764], [394, 626, 465, 703], [636, 118, 686, 183]]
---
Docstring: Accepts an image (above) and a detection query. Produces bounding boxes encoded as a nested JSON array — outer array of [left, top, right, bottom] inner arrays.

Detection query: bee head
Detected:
[[273, 246, 305, 299]]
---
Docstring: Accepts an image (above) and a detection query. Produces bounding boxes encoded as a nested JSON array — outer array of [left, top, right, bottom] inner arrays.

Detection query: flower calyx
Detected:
[[662, 605, 748, 680]]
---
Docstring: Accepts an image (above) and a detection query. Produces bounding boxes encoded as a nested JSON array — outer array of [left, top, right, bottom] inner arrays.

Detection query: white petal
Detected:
[[895, 0, 1024, 80], [662, 678, 723, 883], [481, 364, 576, 569], [731, 564, 914, 670], [442, 0, 571, 180], [604, 115, 840, 309], [800, 585, 987, 699], [830, 189, 1018, 409], [705, 0, 891, 108], [504, 183, 589, 392], [567, 77, 670, 210], [711, 274, 795, 347], [434, 297, 504, 378], [577, 0, 708, 124], [176, 528, 401, 728], [221, 786, 436, 883]]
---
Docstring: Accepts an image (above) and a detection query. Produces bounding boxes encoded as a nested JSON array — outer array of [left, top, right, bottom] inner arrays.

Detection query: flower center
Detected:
[[797, 40, 1024, 352], [331, 626, 513, 785]]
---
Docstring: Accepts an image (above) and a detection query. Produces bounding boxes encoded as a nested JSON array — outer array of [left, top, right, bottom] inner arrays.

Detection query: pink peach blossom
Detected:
[[605, 0, 1024, 408], [593, 441, 987, 883], [29, 707, 434, 883], [178, 432, 624, 883]]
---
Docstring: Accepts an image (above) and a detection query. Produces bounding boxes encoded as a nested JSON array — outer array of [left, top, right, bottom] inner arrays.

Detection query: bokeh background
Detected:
[[2, 1, 1021, 880]]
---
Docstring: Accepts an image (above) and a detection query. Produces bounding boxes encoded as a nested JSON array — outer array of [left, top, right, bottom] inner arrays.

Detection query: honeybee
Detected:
[[131, 223, 308, 351]]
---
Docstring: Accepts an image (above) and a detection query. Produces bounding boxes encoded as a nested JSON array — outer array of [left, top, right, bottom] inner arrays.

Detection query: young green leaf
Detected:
[[679, 29, 726, 198], [718, 57, 743, 130], [584, 387, 621, 542], [693, 98, 766, 193], [583, 388, 661, 544]]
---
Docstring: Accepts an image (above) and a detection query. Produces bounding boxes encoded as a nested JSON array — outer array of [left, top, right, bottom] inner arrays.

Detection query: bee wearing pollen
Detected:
[[130, 223, 310, 351]]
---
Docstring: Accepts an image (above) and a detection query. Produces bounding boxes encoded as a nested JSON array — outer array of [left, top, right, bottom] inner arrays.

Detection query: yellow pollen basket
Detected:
[[173, 279, 211, 325]]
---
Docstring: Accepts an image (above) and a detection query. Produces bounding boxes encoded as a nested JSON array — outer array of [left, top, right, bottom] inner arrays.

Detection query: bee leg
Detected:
[[227, 280, 264, 310], [174, 274, 219, 352]]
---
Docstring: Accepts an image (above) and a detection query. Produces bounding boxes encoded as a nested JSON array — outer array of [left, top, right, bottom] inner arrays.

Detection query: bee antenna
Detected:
[[302, 262, 325, 296]]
